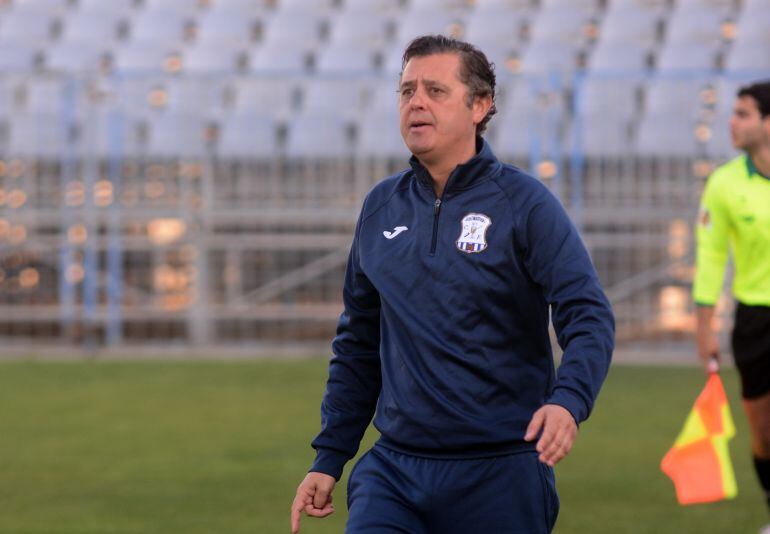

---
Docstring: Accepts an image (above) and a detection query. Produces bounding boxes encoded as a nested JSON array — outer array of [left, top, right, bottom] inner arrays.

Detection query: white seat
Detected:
[[0, 9, 55, 42], [367, 82, 400, 115], [473, 0, 536, 8], [217, 113, 278, 159], [656, 42, 719, 72], [315, 44, 377, 74], [339, 0, 402, 12], [301, 78, 371, 120], [183, 43, 244, 75], [464, 8, 528, 50], [59, 9, 123, 44], [665, 6, 732, 46], [644, 77, 713, 119], [44, 42, 110, 73], [328, 10, 392, 47], [528, 6, 598, 46], [725, 38, 770, 73], [589, 41, 651, 71], [77, 0, 135, 11], [285, 114, 354, 158], [261, 9, 326, 47], [393, 9, 467, 49], [636, 112, 701, 157], [357, 110, 408, 158], [146, 114, 208, 159], [161, 78, 227, 117], [734, 7, 770, 43], [248, 42, 311, 74], [278, 0, 337, 11], [80, 109, 145, 159], [519, 42, 581, 75], [7, 113, 73, 158], [599, 5, 661, 45], [113, 42, 181, 73], [0, 41, 38, 70], [126, 9, 190, 46], [232, 78, 299, 119], [194, 9, 259, 47]]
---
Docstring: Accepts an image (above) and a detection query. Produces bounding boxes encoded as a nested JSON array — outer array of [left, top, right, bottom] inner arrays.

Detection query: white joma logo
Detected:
[[383, 226, 408, 239]]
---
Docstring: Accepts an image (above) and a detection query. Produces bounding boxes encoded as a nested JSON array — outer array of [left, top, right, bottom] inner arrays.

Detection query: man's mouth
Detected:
[[410, 121, 432, 130]]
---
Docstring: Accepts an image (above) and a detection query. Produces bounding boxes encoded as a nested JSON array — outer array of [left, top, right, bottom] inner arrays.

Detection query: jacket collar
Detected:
[[409, 137, 501, 194], [746, 154, 770, 181]]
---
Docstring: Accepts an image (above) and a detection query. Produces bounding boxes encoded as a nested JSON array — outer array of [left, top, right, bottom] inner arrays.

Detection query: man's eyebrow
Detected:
[[399, 80, 416, 90]]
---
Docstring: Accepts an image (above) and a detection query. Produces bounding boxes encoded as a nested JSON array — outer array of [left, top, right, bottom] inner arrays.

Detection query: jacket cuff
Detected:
[[310, 449, 349, 481], [546, 387, 589, 425]]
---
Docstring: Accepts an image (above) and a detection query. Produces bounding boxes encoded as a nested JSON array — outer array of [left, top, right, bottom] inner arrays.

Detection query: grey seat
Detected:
[[194, 8, 259, 47], [44, 42, 110, 73], [464, 8, 528, 50], [247, 42, 312, 75], [58, 9, 123, 45], [393, 9, 467, 49], [0, 41, 39, 71], [328, 9, 392, 48], [183, 43, 244, 75], [314, 44, 377, 74], [656, 42, 719, 72], [232, 78, 299, 120], [664, 6, 732, 46], [589, 41, 651, 71], [0, 9, 55, 42], [126, 8, 190, 47], [7, 113, 74, 159], [725, 38, 770, 73], [635, 112, 701, 157], [599, 5, 662, 45], [302, 78, 372, 120], [146, 114, 208, 159], [357, 110, 407, 158], [260, 9, 326, 47]]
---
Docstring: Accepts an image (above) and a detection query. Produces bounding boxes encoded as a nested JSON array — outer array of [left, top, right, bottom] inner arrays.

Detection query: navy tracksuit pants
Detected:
[[346, 444, 559, 533]]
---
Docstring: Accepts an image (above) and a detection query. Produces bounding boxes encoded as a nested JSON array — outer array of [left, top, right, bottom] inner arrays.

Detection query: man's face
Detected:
[[398, 53, 488, 163], [730, 95, 769, 151]]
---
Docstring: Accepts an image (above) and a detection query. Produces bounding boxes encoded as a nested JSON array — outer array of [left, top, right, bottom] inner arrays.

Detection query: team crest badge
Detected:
[[456, 213, 492, 253]]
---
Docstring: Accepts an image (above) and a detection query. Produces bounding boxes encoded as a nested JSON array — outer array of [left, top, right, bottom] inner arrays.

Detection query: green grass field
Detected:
[[0, 359, 766, 534]]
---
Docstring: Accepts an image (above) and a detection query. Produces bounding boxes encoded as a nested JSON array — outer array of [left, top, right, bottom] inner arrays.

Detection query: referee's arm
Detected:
[[693, 173, 730, 371]]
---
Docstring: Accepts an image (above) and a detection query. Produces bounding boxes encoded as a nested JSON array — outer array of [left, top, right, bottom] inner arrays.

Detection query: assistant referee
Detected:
[[693, 80, 770, 533]]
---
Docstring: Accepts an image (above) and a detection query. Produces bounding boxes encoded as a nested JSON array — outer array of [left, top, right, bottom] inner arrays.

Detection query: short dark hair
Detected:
[[401, 34, 497, 135], [737, 80, 770, 118]]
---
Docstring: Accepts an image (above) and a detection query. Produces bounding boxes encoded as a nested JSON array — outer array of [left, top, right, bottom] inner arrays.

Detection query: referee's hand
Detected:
[[525, 404, 578, 466], [291, 472, 336, 534], [696, 328, 720, 374]]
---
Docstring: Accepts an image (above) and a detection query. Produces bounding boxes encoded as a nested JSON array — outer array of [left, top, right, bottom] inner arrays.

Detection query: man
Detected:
[[694, 80, 770, 533], [290, 35, 614, 534]]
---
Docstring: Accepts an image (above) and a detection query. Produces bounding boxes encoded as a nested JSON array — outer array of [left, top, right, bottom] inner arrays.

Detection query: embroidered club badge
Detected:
[[456, 213, 492, 253]]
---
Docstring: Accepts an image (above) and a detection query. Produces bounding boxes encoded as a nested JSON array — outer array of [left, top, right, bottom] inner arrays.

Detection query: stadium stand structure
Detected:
[[0, 0, 765, 351]]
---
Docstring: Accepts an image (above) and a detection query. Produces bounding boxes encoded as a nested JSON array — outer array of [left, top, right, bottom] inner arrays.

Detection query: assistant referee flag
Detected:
[[660, 373, 738, 505]]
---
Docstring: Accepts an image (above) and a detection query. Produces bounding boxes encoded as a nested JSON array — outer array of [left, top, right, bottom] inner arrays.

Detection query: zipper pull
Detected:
[[434, 198, 441, 215]]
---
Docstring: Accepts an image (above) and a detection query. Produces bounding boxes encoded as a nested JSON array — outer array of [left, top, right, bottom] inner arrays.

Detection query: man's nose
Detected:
[[409, 87, 427, 109]]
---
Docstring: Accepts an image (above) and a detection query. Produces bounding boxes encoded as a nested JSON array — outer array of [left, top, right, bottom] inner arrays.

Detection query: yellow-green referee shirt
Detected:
[[694, 155, 770, 306]]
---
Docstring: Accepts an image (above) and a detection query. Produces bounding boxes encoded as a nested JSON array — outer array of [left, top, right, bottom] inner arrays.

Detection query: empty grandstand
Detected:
[[0, 0, 766, 351]]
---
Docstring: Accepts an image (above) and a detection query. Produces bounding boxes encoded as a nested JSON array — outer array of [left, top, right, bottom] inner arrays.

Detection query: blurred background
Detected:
[[0, 0, 767, 357]]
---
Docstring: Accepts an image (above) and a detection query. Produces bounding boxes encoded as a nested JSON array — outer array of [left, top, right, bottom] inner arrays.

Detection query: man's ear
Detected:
[[472, 95, 493, 125]]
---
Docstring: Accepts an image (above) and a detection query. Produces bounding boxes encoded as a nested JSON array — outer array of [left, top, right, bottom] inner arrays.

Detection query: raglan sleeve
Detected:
[[309, 205, 382, 481], [521, 187, 615, 425], [692, 172, 730, 306]]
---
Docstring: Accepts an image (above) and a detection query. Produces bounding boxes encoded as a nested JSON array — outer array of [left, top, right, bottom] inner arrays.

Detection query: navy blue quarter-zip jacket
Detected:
[[311, 139, 614, 480]]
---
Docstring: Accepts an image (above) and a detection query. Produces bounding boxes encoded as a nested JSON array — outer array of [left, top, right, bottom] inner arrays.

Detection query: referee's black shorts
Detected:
[[731, 302, 770, 399]]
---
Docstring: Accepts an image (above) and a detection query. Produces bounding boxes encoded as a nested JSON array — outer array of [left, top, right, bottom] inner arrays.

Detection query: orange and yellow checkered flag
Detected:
[[660, 373, 738, 505]]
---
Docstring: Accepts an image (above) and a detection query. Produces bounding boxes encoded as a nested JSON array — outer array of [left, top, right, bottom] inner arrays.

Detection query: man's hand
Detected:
[[524, 404, 578, 466], [695, 305, 720, 374], [290, 472, 336, 534]]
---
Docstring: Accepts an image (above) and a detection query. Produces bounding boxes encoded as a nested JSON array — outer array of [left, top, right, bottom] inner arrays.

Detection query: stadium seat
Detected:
[[327, 9, 392, 48], [161, 78, 227, 118], [734, 6, 770, 42], [3, 0, 68, 14], [80, 109, 145, 159], [146, 114, 208, 159], [217, 113, 279, 159], [473, 0, 536, 8], [367, 81, 400, 115], [112, 42, 181, 73], [724, 38, 770, 73], [0, 9, 55, 42], [19, 77, 68, 115], [656, 42, 720, 72], [635, 112, 701, 157], [183, 43, 244, 75], [0, 42, 39, 70], [357, 110, 407, 158], [58, 9, 123, 45], [527, 6, 598, 47], [518, 41, 581, 74], [339, 0, 402, 12], [126, 8, 190, 46], [194, 8, 259, 47], [589, 41, 651, 71], [408, 0, 469, 11], [7, 113, 73, 159], [393, 9, 467, 49], [285, 114, 354, 158], [44, 42, 110, 73], [209, 0, 272, 11], [599, 5, 662, 45], [278, 0, 337, 11], [231, 78, 299, 119], [260, 9, 327, 47], [540, 0, 600, 9], [381, 46, 406, 75], [301, 78, 372, 120], [314, 44, 378, 74], [77, 0, 135, 11], [247, 42, 312, 74], [664, 6, 733, 46], [644, 77, 714, 120], [464, 8, 528, 50], [143, 0, 202, 14]]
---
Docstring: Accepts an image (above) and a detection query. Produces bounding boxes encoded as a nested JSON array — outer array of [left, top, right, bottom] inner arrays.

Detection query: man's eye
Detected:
[[400, 89, 413, 97], [430, 87, 443, 95]]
